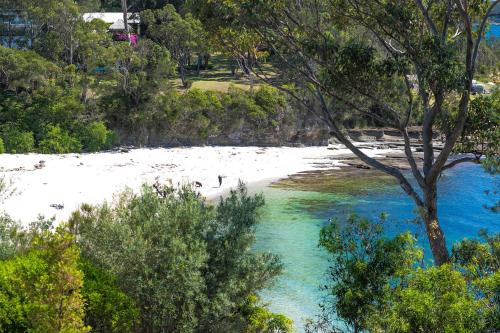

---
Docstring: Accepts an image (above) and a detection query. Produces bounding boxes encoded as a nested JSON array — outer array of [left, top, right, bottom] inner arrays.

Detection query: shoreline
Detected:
[[0, 145, 397, 224]]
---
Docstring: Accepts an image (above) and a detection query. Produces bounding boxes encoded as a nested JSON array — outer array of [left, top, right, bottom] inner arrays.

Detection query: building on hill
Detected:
[[82, 12, 140, 45], [0, 11, 33, 48]]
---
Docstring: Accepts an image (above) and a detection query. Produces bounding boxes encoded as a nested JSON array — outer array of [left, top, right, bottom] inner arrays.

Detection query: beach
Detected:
[[0, 145, 394, 224]]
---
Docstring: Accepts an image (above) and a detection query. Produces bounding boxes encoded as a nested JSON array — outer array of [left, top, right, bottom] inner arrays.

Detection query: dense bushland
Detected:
[[0, 184, 293, 332], [0, 41, 298, 152]]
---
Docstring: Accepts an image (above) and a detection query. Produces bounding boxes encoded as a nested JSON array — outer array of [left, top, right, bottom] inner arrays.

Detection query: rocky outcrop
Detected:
[[115, 116, 435, 148]]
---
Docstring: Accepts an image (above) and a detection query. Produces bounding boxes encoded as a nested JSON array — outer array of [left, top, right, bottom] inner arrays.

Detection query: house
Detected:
[[83, 12, 140, 45], [0, 11, 33, 48]]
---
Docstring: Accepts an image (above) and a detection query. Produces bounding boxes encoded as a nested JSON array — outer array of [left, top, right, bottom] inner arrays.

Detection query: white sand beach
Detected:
[[0, 145, 393, 224]]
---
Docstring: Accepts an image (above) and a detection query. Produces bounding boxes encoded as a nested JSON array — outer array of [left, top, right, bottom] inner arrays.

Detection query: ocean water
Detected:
[[253, 164, 499, 331], [486, 23, 500, 39]]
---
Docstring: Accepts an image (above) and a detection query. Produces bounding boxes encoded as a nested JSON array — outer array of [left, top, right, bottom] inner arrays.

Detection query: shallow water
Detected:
[[253, 164, 499, 331]]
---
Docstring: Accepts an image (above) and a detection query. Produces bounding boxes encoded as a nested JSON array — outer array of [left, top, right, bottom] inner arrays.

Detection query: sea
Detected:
[[253, 163, 499, 331]]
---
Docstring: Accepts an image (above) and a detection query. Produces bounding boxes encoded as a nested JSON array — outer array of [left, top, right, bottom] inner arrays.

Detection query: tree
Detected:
[[0, 224, 89, 333], [142, 4, 206, 87], [309, 215, 499, 333], [214, 0, 500, 265], [439, 89, 500, 167], [0, 46, 59, 92], [68, 184, 282, 332], [10, 0, 84, 65]]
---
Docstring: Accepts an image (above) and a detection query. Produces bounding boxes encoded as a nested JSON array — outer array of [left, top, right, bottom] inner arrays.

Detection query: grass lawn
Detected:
[[170, 54, 275, 92]]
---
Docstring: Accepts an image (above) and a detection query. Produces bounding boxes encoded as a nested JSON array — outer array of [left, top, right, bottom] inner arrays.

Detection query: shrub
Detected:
[[254, 85, 285, 116], [310, 215, 499, 333], [80, 121, 114, 152], [0, 137, 4, 154], [68, 184, 282, 332], [105, 130, 120, 148], [38, 125, 82, 154], [241, 295, 294, 333], [79, 259, 139, 333], [0, 227, 89, 333], [0, 125, 35, 153]]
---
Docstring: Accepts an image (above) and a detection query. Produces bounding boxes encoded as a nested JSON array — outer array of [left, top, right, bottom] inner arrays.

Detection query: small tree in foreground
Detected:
[[0, 221, 89, 333], [308, 215, 500, 333], [68, 183, 286, 332]]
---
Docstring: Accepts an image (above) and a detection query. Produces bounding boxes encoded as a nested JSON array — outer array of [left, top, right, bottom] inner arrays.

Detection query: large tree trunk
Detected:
[[422, 184, 450, 265]]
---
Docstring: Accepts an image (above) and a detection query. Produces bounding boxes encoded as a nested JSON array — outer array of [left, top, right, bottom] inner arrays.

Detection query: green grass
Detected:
[[171, 54, 275, 92]]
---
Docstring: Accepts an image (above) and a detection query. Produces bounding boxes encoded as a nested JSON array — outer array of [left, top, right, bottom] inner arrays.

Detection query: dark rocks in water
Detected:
[[272, 168, 396, 194], [345, 162, 370, 169]]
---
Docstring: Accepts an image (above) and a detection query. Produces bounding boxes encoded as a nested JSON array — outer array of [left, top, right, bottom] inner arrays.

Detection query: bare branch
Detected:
[[442, 156, 480, 171]]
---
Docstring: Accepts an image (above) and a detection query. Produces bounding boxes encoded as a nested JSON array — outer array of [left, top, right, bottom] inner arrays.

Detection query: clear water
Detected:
[[486, 23, 500, 39], [253, 164, 499, 331]]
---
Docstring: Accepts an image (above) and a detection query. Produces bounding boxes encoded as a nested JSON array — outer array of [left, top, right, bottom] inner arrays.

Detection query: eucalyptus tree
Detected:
[[218, 0, 499, 265], [142, 4, 206, 87]]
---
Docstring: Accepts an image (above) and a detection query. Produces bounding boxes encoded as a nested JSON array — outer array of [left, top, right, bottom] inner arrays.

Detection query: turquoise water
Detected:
[[253, 164, 499, 331], [486, 23, 500, 39]]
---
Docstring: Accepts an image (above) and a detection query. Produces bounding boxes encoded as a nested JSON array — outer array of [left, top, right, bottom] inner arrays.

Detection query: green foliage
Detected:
[[39, 125, 83, 154], [0, 46, 59, 92], [68, 183, 283, 332], [383, 264, 487, 333], [311, 215, 500, 333], [0, 225, 89, 333], [444, 90, 500, 159], [0, 215, 18, 260], [241, 295, 294, 333], [142, 4, 207, 86], [79, 259, 139, 333], [0, 138, 4, 154], [79, 121, 116, 152], [317, 214, 422, 331], [0, 125, 35, 154]]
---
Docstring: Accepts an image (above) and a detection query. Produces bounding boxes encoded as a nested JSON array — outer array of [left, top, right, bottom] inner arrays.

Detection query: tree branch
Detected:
[[442, 156, 480, 171], [472, 0, 500, 74], [413, 0, 439, 36]]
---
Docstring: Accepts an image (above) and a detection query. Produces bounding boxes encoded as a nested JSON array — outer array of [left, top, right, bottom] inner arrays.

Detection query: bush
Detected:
[[0, 137, 4, 154], [68, 184, 282, 332], [310, 215, 500, 333], [241, 295, 294, 333], [0, 125, 35, 153], [79, 259, 139, 333], [38, 125, 82, 154], [105, 130, 120, 148], [0, 226, 89, 333], [80, 121, 115, 152]]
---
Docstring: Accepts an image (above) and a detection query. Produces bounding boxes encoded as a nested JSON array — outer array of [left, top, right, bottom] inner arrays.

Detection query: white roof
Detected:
[[82, 12, 140, 24], [108, 19, 132, 31]]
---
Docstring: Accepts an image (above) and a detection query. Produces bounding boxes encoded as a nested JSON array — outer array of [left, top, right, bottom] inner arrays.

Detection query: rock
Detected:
[[50, 203, 64, 210], [34, 160, 46, 169]]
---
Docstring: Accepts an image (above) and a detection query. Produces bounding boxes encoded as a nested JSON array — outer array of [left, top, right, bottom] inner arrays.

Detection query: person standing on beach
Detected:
[[218, 175, 222, 187]]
